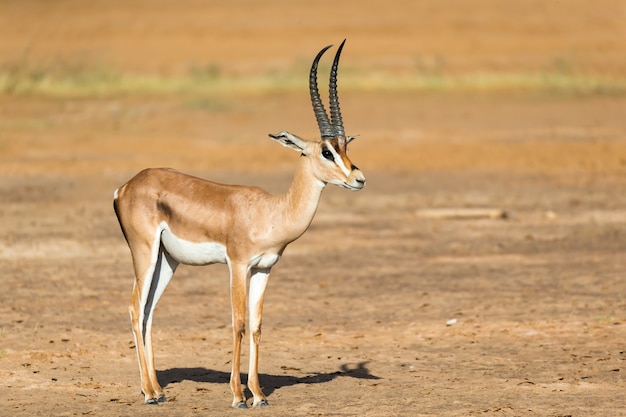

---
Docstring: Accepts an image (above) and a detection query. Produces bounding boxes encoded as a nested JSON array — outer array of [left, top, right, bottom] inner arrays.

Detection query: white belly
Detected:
[[159, 222, 227, 266]]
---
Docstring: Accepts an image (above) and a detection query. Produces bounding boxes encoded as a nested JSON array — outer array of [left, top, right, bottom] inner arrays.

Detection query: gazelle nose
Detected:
[[354, 170, 366, 188]]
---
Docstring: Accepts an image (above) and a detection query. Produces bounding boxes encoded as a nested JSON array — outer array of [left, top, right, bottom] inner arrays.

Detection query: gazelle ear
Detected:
[[346, 134, 359, 144], [269, 131, 309, 152]]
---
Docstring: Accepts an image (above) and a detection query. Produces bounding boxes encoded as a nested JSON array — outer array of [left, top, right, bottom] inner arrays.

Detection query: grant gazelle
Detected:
[[113, 40, 365, 408]]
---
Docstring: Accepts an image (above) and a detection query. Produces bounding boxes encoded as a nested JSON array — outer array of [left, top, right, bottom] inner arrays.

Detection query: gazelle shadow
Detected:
[[157, 361, 380, 397]]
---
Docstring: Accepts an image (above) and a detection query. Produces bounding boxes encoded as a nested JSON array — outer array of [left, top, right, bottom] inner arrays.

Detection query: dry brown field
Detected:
[[1, 1, 625, 416]]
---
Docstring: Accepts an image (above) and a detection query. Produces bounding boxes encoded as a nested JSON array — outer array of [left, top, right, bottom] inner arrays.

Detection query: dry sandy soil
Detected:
[[1, 1, 625, 416]]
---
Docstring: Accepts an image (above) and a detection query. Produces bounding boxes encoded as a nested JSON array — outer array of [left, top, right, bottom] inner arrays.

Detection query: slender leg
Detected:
[[248, 267, 270, 406], [228, 261, 249, 408], [129, 243, 178, 404], [143, 249, 178, 403], [129, 279, 154, 402]]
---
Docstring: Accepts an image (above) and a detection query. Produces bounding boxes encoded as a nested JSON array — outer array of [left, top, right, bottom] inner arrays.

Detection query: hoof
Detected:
[[233, 401, 248, 409], [144, 395, 165, 405], [254, 400, 269, 407]]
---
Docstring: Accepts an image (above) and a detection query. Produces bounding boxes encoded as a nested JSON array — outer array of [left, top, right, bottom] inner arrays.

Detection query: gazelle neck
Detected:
[[277, 155, 326, 243]]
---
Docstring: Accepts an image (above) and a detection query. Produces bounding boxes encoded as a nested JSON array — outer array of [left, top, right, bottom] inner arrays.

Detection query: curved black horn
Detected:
[[310, 44, 335, 139], [329, 39, 346, 137]]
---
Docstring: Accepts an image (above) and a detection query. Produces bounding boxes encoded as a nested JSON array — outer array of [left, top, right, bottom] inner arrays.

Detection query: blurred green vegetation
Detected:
[[1, 58, 624, 97]]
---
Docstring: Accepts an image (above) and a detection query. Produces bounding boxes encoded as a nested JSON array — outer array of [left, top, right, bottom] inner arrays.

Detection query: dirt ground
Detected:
[[1, 1, 625, 416]]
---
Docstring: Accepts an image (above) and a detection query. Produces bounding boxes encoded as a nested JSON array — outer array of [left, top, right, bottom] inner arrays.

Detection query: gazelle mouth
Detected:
[[343, 181, 365, 190]]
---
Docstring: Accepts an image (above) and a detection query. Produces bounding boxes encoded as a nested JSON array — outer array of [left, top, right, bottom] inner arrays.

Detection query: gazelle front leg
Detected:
[[248, 267, 270, 406], [228, 261, 249, 408]]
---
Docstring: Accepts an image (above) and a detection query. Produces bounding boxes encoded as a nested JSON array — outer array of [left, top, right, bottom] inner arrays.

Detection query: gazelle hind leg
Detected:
[[129, 241, 178, 404], [129, 280, 154, 402], [144, 249, 178, 403]]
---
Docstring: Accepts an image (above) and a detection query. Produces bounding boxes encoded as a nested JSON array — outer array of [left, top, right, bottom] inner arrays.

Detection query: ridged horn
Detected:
[[329, 39, 346, 138], [310, 44, 335, 139]]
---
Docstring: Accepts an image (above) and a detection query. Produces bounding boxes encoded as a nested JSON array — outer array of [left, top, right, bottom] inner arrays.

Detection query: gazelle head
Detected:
[[270, 40, 366, 191]]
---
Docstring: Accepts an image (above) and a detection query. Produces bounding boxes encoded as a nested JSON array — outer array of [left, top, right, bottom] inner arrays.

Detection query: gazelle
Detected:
[[113, 40, 365, 408]]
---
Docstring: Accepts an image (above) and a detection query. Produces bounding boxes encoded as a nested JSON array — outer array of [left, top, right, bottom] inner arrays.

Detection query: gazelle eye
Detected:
[[322, 148, 334, 161]]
